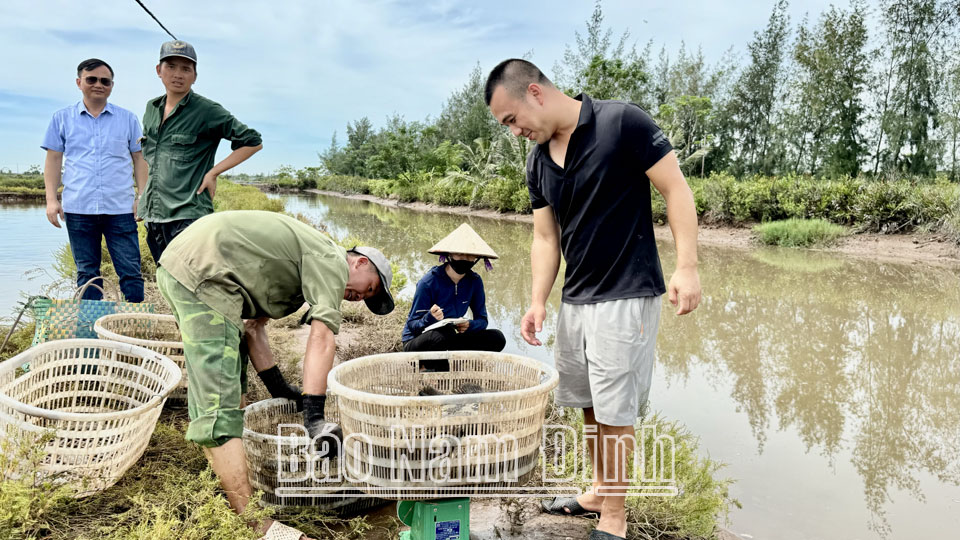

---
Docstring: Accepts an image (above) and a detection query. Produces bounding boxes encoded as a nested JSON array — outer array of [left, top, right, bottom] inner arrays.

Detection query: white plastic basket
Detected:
[[0, 339, 182, 496], [94, 313, 186, 400], [242, 397, 385, 512], [327, 351, 559, 500]]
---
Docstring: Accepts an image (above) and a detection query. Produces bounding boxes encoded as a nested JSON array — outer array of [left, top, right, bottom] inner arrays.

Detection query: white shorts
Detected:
[[554, 296, 662, 426]]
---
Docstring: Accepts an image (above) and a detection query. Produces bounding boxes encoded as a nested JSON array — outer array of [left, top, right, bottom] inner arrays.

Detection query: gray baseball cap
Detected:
[[350, 246, 395, 315], [159, 40, 197, 64]]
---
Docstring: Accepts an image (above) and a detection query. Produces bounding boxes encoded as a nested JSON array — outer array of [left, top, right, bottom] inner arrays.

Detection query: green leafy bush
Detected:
[[479, 178, 522, 212], [315, 175, 371, 194], [0, 174, 44, 190]]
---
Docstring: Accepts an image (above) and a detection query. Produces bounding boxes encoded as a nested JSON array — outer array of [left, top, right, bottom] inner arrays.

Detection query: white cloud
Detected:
[[0, 0, 838, 172]]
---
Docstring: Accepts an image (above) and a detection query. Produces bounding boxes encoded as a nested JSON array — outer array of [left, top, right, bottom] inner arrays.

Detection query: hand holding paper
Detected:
[[423, 317, 470, 333]]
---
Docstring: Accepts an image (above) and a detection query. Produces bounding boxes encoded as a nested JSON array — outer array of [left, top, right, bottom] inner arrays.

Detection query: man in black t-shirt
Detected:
[[486, 59, 701, 540]]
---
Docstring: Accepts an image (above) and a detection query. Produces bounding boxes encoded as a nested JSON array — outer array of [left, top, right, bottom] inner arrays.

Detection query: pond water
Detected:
[[280, 193, 960, 540], [0, 203, 72, 314], [1, 194, 959, 539]]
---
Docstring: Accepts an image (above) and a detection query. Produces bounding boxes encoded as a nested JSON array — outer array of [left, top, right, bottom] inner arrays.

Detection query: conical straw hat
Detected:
[[428, 223, 498, 259]]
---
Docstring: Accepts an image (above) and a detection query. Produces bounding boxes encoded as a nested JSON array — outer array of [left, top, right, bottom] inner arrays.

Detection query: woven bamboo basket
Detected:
[[94, 313, 186, 400], [242, 397, 385, 512], [0, 339, 182, 496], [327, 351, 559, 500]]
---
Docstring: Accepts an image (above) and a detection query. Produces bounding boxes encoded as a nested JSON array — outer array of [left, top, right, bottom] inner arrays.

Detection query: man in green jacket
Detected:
[[157, 210, 395, 540], [139, 40, 263, 263]]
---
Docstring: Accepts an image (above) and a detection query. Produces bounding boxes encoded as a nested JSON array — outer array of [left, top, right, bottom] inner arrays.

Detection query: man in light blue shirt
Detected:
[[41, 58, 147, 302]]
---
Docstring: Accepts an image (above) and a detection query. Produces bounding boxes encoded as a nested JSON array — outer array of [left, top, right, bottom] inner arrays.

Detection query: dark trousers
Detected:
[[402, 326, 506, 352], [146, 218, 198, 265], [64, 213, 144, 302]]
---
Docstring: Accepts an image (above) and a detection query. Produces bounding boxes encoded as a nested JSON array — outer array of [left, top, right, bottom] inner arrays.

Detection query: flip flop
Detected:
[[540, 496, 599, 518], [589, 530, 626, 540], [259, 520, 309, 540]]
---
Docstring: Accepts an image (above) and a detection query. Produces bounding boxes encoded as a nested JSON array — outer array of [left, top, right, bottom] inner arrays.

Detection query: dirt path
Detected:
[[307, 189, 960, 267]]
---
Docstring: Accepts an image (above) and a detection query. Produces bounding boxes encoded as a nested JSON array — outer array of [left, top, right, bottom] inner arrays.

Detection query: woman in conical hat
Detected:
[[401, 223, 506, 352]]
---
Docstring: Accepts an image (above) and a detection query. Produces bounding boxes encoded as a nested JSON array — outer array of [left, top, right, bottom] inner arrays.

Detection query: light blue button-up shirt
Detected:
[[41, 101, 143, 215]]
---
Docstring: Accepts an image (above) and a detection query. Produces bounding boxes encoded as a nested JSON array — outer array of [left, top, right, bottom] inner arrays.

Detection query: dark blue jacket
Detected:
[[402, 265, 489, 342]]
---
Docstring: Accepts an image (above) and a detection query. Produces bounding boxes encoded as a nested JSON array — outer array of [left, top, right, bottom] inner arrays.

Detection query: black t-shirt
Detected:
[[526, 94, 672, 304]]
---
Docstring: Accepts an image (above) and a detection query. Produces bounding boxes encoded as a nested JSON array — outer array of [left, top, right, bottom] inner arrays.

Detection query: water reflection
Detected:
[[658, 244, 960, 536], [280, 193, 960, 539]]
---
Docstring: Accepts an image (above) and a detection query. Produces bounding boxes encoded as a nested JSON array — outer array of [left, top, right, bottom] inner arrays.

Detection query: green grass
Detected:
[[212, 180, 285, 213], [753, 218, 848, 247]]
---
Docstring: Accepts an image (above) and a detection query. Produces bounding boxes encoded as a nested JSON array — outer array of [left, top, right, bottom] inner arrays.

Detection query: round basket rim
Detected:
[[93, 313, 183, 350], [0, 338, 183, 422], [327, 351, 559, 406], [242, 397, 310, 443]]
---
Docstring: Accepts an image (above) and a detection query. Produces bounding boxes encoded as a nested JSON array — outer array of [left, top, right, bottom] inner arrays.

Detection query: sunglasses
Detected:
[[83, 76, 113, 86]]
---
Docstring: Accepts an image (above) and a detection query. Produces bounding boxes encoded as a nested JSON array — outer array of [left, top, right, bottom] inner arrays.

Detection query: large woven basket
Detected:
[[243, 397, 386, 512], [327, 351, 559, 500], [0, 339, 182, 496], [94, 313, 186, 400]]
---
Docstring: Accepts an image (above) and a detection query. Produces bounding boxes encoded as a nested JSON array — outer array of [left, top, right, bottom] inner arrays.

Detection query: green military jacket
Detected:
[[139, 91, 261, 222], [158, 210, 349, 333]]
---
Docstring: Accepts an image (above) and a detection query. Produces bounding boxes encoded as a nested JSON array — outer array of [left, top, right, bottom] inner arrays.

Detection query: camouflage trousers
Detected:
[[157, 267, 248, 447]]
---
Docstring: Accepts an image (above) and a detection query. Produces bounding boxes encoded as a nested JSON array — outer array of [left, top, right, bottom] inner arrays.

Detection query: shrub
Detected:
[[753, 218, 847, 247], [479, 178, 520, 212], [368, 171, 431, 202], [778, 178, 859, 224], [420, 178, 472, 206], [0, 174, 44, 190], [316, 175, 371, 194], [946, 210, 960, 245], [295, 167, 321, 190], [509, 184, 532, 214], [0, 323, 34, 362]]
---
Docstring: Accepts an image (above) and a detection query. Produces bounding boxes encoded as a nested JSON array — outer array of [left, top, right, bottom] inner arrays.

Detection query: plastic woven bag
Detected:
[[30, 278, 154, 346]]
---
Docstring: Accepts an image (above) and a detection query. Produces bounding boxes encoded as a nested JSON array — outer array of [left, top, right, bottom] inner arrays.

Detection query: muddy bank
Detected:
[[305, 188, 960, 267], [0, 192, 44, 202]]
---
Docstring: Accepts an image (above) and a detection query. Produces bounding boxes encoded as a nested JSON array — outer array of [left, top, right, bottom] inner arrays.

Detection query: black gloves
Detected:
[[302, 394, 343, 457], [257, 366, 303, 410]]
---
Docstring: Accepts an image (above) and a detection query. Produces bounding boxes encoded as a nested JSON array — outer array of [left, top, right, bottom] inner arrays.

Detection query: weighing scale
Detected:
[[397, 498, 471, 540]]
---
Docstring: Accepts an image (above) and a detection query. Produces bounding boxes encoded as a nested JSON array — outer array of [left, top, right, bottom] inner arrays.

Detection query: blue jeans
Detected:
[[64, 213, 144, 302]]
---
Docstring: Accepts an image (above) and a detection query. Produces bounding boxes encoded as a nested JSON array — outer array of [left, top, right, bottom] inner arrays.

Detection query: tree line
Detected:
[[318, 0, 960, 185]]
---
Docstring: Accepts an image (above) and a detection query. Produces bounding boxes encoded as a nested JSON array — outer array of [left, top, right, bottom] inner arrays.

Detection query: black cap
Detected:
[[160, 40, 197, 64]]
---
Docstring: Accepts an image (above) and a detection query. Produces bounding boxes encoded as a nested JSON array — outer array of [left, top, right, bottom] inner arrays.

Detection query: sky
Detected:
[[0, 0, 838, 174]]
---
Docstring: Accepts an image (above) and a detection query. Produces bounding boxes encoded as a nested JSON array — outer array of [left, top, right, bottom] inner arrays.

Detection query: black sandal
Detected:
[[589, 530, 626, 540], [540, 496, 599, 518]]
